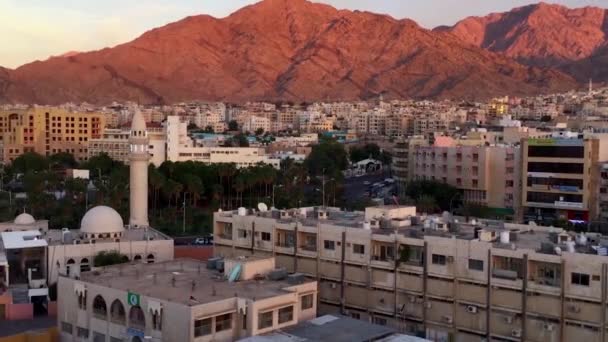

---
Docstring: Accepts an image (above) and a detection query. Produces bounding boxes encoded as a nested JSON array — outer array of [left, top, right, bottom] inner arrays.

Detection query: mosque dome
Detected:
[[14, 213, 35, 225], [80, 206, 125, 234]]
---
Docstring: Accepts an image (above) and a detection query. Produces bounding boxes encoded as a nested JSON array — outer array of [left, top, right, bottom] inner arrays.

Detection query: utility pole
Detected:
[[182, 193, 187, 234], [322, 168, 326, 208]]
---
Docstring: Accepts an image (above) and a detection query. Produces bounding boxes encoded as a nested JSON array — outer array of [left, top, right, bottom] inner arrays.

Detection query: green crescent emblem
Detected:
[[128, 292, 140, 306]]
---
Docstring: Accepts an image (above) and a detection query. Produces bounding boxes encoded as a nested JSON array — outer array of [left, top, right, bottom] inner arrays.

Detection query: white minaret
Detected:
[[129, 110, 150, 228]]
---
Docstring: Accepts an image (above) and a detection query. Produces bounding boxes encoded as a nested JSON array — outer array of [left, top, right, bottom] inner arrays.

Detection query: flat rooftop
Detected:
[[238, 315, 428, 342], [218, 207, 606, 256], [78, 259, 312, 306], [45, 227, 171, 246], [1, 231, 48, 249]]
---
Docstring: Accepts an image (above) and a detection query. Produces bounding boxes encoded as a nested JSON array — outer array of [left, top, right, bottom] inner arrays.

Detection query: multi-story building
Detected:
[[88, 126, 166, 167], [166, 116, 280, 169], [58, 257, 317, 342], [521, 134, 608, 224], [600, 163, 608, 223], [409, 143, 521, 215], [393, 137, 428, 197], [214, 205, 608, 342], [0, 107, 106, 162]]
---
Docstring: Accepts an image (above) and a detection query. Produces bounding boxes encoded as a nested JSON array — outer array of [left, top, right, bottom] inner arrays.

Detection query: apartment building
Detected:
[[166, 116, 280, 169], [88, 126, 166, 166], [0, 107, 106, 162], [521, 135, 608, 224], [408, 142, 521, 215], [58, 258, 317, 342], [214, 205, 608, 342], [393, 136, 428, 197]]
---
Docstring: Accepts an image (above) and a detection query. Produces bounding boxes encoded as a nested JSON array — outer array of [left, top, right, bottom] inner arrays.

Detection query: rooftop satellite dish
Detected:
[[258, 202, 268, 212]]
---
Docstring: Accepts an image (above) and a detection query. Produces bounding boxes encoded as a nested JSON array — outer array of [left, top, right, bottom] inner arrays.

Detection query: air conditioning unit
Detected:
[[447, 256, 454, 263], [425, 302, 432, 309], [409, 296, 416, 303], [505, 316, 514, 324], [442, 316, 453, 324], [330, 283, 337, 289], [466, 305, 478, 314], [512, 329, 522, 338], [544, 324, 554, 332]]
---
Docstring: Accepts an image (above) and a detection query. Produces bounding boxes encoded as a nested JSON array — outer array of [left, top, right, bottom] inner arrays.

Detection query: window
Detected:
[[215, 313, 232, 332], [301, 294, 314, 310], [353, 244, 365, 254], [468, 259, 484, 271], [110, 300, 126, 324], [572, 272, 590, 286], [92, 295, 107, 319], [77, 327, 89, 338], [238, 229, 249, 239], [278, 306, 294, 324], [261, 232, 271, 241], [432, 254, 446, 265], [350, 312, 361, 320], [93, 332, 105, 342], [258, 311, 273, 330], [129, 306, 146, 329], [194, 318, 212, 337], [61, 322, 73, 334], [372, 316, 388, 326], [324, 240, 335, 250]]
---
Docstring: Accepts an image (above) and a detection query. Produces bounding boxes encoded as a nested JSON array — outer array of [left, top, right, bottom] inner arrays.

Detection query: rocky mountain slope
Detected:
[[0, 0, 579, 104]]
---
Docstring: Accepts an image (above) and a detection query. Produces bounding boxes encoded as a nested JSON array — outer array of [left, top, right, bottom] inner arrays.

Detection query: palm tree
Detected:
[[417, 195, 438, 214], [148, 166, 165, 218], [183, 174, 203, 206]]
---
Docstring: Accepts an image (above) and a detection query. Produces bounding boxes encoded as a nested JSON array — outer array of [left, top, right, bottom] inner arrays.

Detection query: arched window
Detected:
[[133, 255, 142, 262], [80, 258, 90, 273], [129, 306, 146, 329], [110, 300, 126, 325], [92, 295, 107, 319], [66, 259, 75, 276], [146, 254, 155, 264]]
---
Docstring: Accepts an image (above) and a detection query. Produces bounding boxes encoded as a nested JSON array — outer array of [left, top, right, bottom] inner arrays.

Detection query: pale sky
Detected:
[[1, 0, 606, 69]]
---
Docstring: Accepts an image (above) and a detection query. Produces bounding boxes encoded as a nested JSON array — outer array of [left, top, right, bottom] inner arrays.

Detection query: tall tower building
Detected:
[[129, 110, 150, 228]]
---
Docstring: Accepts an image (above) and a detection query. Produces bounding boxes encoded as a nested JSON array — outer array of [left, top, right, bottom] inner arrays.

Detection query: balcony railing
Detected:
[[300, 244, 317, 252]]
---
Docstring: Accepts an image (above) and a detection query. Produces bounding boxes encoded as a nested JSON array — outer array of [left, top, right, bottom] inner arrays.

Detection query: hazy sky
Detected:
[[1, 0, 606, 68]]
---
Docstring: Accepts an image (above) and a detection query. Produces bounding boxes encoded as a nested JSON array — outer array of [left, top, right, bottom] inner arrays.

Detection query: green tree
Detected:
[[304, 137, 348, 178], [255, 128, 265, 136], [94, 251, 130, 267], [416, 195, 438, 214], [11, 152, 48, 174], [228, 120, 239, 131]]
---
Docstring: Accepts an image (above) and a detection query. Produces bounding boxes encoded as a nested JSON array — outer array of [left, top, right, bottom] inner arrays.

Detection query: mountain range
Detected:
[[0, 0, 606, 105]]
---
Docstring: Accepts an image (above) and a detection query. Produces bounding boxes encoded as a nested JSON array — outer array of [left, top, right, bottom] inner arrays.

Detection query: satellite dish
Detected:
[[258, 203, 268, 212]]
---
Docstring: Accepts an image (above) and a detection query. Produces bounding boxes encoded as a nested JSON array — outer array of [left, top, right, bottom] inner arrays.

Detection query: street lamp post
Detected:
[[182, 193, 188, 234], [272, 184, 283, 208]]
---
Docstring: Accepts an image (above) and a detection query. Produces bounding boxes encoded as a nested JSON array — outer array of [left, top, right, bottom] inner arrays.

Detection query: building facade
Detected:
[[521, 135, 608, 224], [0, 107, 106, 163], [57, 258, 317, 342], [214, 205, 608, 342]]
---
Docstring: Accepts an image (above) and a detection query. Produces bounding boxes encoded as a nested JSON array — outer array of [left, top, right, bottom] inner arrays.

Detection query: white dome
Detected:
[[14, 213, 35, 225], [80, 206, 125, 234]]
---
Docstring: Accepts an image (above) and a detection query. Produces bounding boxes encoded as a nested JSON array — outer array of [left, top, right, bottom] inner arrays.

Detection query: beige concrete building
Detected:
[[521, 135, 608, 224], [0, 107, 106, 163], [408, 143, 520, 215], [214, 205, 608, 342], [88, 127, 166, 167], [57, 257, 317, 342], [166, 116, 280, 169]]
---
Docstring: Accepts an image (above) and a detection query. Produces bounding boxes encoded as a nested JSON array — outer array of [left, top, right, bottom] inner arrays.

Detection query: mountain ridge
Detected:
[[0, 0, 582, 104]]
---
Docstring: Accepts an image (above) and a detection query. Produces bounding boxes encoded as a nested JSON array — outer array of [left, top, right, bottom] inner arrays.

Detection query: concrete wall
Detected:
[[0, 328, 58, 342]]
